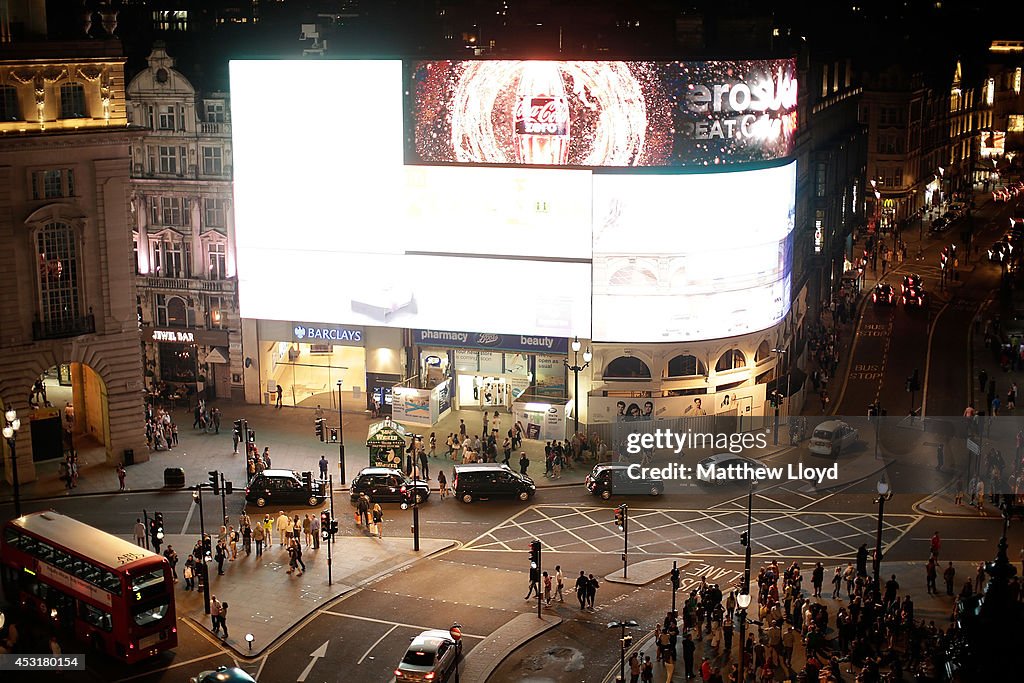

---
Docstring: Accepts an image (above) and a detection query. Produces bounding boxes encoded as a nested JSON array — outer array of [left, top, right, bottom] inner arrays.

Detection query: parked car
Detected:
[[350, 467, 430, 505], [453, 463, 535, 503], [585, 463, 665, 499], [809, 420, 859, 457], [244, 469, 326, 508], [394, 629, 462, 682], [696, 453, 770, 486], [191, 667, 257, 683], [929, 217, 949, 233], [871, 283, 896, 305], [988, 239, 1013, 263]]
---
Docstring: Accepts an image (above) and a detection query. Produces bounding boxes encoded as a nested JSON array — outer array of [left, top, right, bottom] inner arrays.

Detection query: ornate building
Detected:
[[126, 43, 241, 400], [0, 36, 148, 484]]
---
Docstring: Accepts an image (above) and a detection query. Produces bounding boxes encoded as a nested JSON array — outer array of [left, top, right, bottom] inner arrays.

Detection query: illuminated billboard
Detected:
[[407, 59, 798, 168], [591, 162, 796, 342]]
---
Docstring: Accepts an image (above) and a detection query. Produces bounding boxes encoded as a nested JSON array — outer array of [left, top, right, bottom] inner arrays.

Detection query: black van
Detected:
[[585, 463, 665, 499], [245, 469, 326, 508], [453, 463, 536, 503]]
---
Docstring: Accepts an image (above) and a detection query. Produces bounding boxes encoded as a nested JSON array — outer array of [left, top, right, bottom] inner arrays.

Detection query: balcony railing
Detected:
[[141, 276, 236, 293], [33, 314, 96, 340]]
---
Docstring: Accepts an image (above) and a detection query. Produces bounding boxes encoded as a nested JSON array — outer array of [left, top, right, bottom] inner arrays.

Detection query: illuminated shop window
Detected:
[[604, 356, 652, 379]]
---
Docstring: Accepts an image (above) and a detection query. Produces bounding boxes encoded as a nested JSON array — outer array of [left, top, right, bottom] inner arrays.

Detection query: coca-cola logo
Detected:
[[515, 96, 568, 136]]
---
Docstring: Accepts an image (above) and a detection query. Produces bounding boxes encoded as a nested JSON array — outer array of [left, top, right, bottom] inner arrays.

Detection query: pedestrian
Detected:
[[117, 463, 126, 491], [276, 511, 290, 547], [926, 557, 938, 594], [543, 571, 552, 606], [302, 514, 312, 548], [228, 526, 238, 560], [519, 452, 529, 476], [133, 518, 147, 548], [975, 562, 986, 593], [183, 557, 196, 591], [459, 419, 467, 439], [980, 369, 989, 394], [438, 470, 448, 500], [214, 540, 227, 575], [640, 655, 653, 683], [311, 513, 321, 549], [586, 573, 599, 609], [319, 455, 329, 480], [293, 540, 306, 575], [526, 565, 541, 601], [943, 562, 956, 595], [242, 523, 252, 555], [682, 632, 696, 678], [357, 493, 371, 528], [262, 514, 274, 548], [232, 426, 239, 454], [163, 545, 179, 581], [171, 422, 179, 446], [843, 563, 856, 598], [419, 448, 429, 480], [372, 503, 383, 539], [219, 601, 229, 638], [628, 652, 641, 683], [831, 567, 842, 599], [930, 531, 941, 559], [275, 384, 283, 408], [210, 596, 223, 636], [936, 444, 944, 470], [575, 570, 588, 609], [811, 562, 824, 598], [253, 519, 265, 556], [856, 543, 868, 577], [555, 565, 565, 602], [954, 476, 964, 505]]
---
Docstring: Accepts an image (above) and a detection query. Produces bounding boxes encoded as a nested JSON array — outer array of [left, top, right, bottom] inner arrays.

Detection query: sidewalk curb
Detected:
[[601, 631, 657, 683], [460, 613, 562, 683], [221, 537, 461, 659]]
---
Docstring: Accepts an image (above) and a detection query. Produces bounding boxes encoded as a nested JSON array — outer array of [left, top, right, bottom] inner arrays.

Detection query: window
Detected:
[[204, 198, 226, 227], [206, 101, 225, 123], [208, 243, 226, 279], [132, 600, 170, 627], [161, 197, 181, 225], [0, 85, 19, 121], [31, 169, 75, 200], [815, 162, 826, 198], [715, 349, 746, 372], [81, 603, 113, 632], [1014, 67, 1021, 95], [155, 294, 188, 326], [153, 10, 189, 31], [603, 356, 651, 379], [1009, 115, 1024, 133], [157, 105, 175, 130], [877, 133, 901, 155], [755, 341, 773, 363], [158, 145, 185, 174], [667, 355, 706, 378], [152, 197, 190, 226], [202, 146, 222, 175], [208, 295, 226, 327], [36, 222, 80, 325], [59, 83, 86, 119]]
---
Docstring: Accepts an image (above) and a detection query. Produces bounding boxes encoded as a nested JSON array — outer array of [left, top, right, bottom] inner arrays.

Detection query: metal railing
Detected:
[[33, 314, 95, 340]]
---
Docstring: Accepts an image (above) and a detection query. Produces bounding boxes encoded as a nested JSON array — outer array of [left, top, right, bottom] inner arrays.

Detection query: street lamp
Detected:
[[245, 633, 254, 653], [770, 347, 789, 444], [873, 477, 893, 605], [564, 337, 592, 437], [336, 380, 346, 486], [736, 592, 752, 681], [3, 408, 22, 517], [607, 620, 638, 682]]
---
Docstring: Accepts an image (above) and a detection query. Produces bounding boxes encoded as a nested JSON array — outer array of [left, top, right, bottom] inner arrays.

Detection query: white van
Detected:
[[809, 420, 858, 457]]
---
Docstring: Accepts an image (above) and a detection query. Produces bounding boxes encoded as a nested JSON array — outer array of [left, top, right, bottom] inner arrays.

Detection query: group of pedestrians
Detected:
[[144, 402, 178, 452]]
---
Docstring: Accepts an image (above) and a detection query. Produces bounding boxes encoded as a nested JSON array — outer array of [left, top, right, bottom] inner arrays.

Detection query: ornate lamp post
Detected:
[[873, 477, 893, 604], [564, 337, 592, 436], [3, 408, 22, 517]]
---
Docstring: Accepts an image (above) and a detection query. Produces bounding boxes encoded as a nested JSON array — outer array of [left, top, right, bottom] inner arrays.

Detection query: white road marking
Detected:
[[318, 609, 485, 639], [356, 625, 397, 665], [922, 301, 951, 417], [182, 499, 196, 535], [297, 640, 329, 682]]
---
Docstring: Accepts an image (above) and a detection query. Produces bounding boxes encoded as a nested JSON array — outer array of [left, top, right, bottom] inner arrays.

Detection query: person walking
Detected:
[[526, 565, 541, 601], [944, 562, 956, 596], [133, 518, 147, 548], [228, 526, 238, 560], [926, 557, 938, 594], [831, 567, 842, 599], [586, 573, 599, 609], [275, 384, 283, 409], [357, 494, 371, 528], [210, 596, 223, 636], [542, 571, 552, 606], [930, 532, 942, 559], [519, 452, 529, 476], [276, 511, 290, 547], [640, 655, 653, 683], [628, 652, 641, 683], [682, 632, 696, 679], [372, 503, 384, 539], [554, 565, 565, 603], [811, 562, 824, 598], [214, 540, 227, 575], [262, 514, 274, 548], [117, 463, 126, 491], [303, 514, 313, 548], [319, 455, 329, 480], [575, 570, 588, 609], [311, 513, 321, 550], [183, 557, 196, 591], [253, 519, 265, 557], [437, 471, 448, 500], [288, 540, 305, 575], [163, 545, 179, 581], [218, 601, 229, 638]]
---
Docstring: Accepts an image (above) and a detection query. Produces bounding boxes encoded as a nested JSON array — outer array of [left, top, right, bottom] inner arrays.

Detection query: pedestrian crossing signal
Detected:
[[315, 419, 325, 442], [529, 540, 541, 570], [740, 531, 749, 547], [330, 428, 339, 443]]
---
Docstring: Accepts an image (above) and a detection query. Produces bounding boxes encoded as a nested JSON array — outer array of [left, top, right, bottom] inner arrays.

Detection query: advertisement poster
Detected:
[[535, 354, 566, 398], [392, 387, 432, 426], [589, 387, 765, 425], [514, 403, 568, 441], [407, 59, 797, 168], [430, 378, 453, 423]]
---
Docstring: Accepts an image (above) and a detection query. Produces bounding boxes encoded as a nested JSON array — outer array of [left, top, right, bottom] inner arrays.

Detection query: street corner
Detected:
[[460, 612, 563, 683]]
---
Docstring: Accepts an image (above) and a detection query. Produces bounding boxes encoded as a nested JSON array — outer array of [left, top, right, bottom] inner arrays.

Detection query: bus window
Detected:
[[130, 570, 165, 592], [35, 541, 55, 563], [132, 600, 170, 627], [81, 602, 113, 632]]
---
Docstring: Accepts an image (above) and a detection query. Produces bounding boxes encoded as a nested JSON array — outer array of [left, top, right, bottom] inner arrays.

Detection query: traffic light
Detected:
[[302, 471, 313, 489], [233, 419, 243, 440], [613, 507, 624, 531], [614, 504, 627, 533], [321, 511, 331, 539], [150, 512, 164, 552], [225, 481, 233, 495], [939, 249, 948, 270], [315, 418, 325, 442], [330, 428, 339, 443], [529, 540, 541, 570], [622, 634, 633, 648], [671, 566, 681, 590], [246, 429, 255, 444], [329, 518, 339, 536], [202, 534, 212, 557], [740, 531, 749, 547], [208, 470, 220, 496]]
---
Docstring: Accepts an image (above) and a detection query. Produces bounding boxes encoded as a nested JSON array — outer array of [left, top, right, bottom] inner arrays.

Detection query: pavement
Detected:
[[460, 612, 563, 682], [606, 559, 689, 586], [120, 532, 455, 657]]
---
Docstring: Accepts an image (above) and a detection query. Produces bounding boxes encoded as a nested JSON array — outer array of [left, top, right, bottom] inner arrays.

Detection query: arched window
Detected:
[[609, 265, 657, 287], [59, 82, 87, 119], [36, 222, 81, 326], [604, 356, 652, 379], [667, 354, 707, 378], [715, 349, 746, 372], [0, 85, 19, 121], [754, 341, 772, 364], [166, 296, 188, 327]]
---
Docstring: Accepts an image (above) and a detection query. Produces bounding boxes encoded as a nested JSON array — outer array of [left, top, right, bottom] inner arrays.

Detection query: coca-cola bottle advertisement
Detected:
[[513, 62, 571, 165]]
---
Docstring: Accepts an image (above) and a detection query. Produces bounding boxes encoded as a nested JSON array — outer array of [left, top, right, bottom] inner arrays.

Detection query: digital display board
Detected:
[[591, 162, 796, 342], [407, 59, 797, 168]]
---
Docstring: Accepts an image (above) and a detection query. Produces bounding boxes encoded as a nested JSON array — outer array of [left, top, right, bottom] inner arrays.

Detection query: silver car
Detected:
[[808, 420, 858, 457], [394, 629, 461, 682]]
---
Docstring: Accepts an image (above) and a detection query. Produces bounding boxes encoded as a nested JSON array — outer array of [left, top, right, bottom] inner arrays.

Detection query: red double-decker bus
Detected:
[[0, 511, 177, 663]]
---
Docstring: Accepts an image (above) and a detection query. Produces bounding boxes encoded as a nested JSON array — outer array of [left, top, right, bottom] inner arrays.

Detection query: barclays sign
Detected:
[[414, 329, 568, 354], [291, 323, 364, 345]]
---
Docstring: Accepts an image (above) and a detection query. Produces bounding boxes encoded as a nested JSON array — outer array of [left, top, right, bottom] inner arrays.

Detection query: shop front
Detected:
[[411, 329, 568, 412], [255, 320, 366, 408], [142, 326, 232, 400]]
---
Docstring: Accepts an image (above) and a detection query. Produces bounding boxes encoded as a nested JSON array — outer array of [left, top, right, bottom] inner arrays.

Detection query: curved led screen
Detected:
[[407, 59, 797, 168], [591, 162, 796, 343]]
